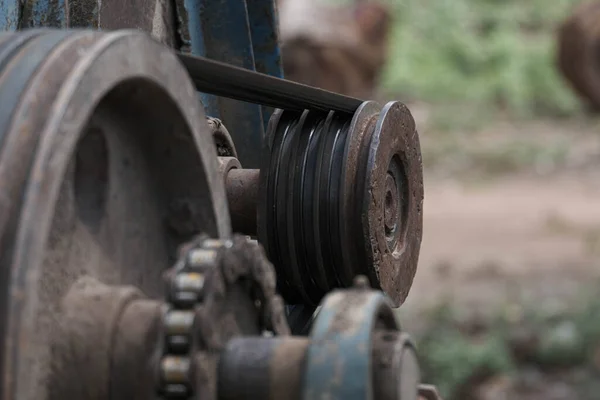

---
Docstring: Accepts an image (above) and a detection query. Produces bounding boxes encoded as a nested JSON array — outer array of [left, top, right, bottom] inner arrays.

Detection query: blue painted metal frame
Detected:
[[0, 0, 283, 169], [0, 0, 70, 30], [246, 0, 283, 129], [0, 0, 305, 321], [181, 0, 283, 169], [0, 0, 21, 30], [302, 290, 397, 399], [25, 0, 67, 28]]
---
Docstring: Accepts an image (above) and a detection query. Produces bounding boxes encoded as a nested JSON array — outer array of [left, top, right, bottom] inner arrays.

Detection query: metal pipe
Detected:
[[178, 53, 363, 114]]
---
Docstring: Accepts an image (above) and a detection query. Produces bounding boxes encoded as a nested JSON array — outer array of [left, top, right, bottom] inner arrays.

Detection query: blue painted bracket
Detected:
[[246, 0, 283, 129], [303, 290, 398, 399], [177, 0, 283, 169], [0, 0, 284, 169], [0, 0, 68, 30], [0, 0, 20, 30], [0, 0, 308, 333]]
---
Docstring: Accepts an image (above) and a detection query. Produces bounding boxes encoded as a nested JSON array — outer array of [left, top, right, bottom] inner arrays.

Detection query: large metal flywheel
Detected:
[[0, 29, 229, 399]]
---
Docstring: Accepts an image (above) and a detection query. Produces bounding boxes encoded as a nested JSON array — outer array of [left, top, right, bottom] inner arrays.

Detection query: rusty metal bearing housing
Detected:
[[218, 278, 423, 400], [258, 101, 424, 307], [0, 29, 230, 400]]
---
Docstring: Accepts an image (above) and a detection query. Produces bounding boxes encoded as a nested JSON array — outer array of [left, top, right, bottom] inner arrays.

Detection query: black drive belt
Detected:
[[177, 52, 363, 115]]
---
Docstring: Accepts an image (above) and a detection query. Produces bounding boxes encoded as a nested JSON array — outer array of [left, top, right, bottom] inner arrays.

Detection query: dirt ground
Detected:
[[405, 174, 600, 314], [396, 108, 600, 399], [403, 107, 600, 317]]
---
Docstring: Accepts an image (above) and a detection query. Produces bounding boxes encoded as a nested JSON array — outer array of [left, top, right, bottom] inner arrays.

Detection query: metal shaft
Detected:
[[177, 53, 363, 114], [226, 169, 260, 235]]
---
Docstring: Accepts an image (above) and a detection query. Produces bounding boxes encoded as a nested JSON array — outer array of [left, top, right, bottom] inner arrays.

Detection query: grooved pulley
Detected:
[[258, 100, 424, 306]]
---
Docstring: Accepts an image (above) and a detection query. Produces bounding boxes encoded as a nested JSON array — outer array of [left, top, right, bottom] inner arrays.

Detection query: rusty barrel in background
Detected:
[[557, 1, 600, 109]]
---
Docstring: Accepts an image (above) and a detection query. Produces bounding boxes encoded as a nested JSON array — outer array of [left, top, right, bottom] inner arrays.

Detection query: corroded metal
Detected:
[[373, 331, 420, 400], [217, 278, 434, 400], [216, 155, 259, 236], [0, 29, 229, 399], [0, 0, 177, 46], [0, 20, 438, 399], [302, 279, 421, 400], [49, 278, 162, 400], [218, 337, 309, 400], [159, 234, 289, 400], [356, 101, 423, 306], [225, 168, 260, 236], [257, 100, 423, 306], [208, 117, 238, 157], [247, 0, 284, 129], [175, 0, 266, 169]]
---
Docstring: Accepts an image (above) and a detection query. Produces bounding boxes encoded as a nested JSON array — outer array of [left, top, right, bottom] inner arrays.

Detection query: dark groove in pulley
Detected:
[[259, 109, 358, 305], [258, 101, 424, 307], [177, 53, 363, 114]]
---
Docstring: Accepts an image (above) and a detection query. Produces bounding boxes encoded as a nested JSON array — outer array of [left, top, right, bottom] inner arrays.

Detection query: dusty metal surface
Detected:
[[216, 156, 260, 236], [2, 0, 177, 46], [0, 0, 20, 30], [218, 157, 243, 181], [208, 117, 238, 158], [175, 0, 266, 169], [0, 29, 229, 400], [218, 337, 309, 400], [159, 234, 289, 400], [0, 21, 439, 399], [357, 101, 423, 306], [246, 0, 283, 129], [372, 331, 420, 400], [48, 278, 161, 400], [225, 168, 260, 236], [216, 277, 427, 400], [301, 279, 420, 400], [256, 100, 423, 306]]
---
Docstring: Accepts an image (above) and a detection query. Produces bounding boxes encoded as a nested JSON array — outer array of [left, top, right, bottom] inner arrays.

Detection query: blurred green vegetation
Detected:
[[381, 0, 585, 119], [407, 292, 600, 400]]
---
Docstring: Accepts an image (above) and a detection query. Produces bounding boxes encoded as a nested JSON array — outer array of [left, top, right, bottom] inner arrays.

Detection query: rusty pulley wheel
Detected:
[[0, 29, 230, 400], [258, 101, 423, 307], [557, 1, 600, 109], [352, 101, 423, 306]]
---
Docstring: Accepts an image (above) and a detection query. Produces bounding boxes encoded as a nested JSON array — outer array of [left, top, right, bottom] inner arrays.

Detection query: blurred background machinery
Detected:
[[0, 1, 438, 400]]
